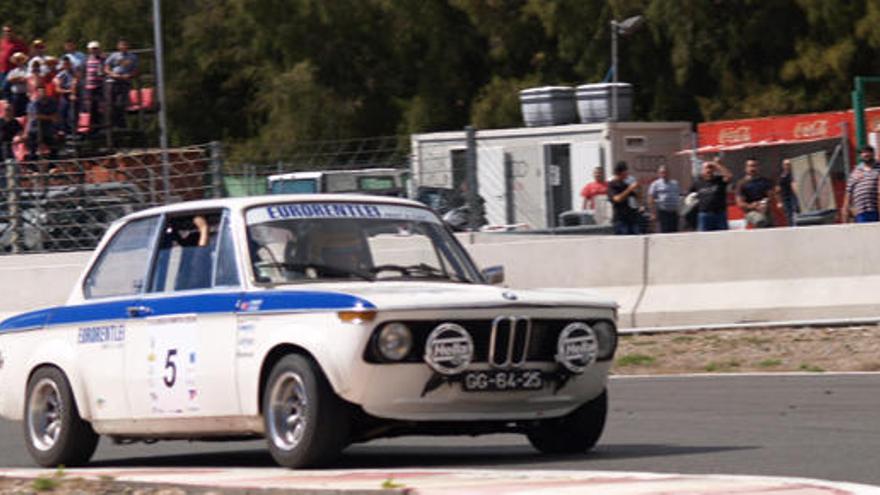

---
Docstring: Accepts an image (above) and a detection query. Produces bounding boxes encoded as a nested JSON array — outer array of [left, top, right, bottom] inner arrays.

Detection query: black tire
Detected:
[[23, 366, 99, 467], [527, 389, 607, 455], [262, 354, 349, 468]]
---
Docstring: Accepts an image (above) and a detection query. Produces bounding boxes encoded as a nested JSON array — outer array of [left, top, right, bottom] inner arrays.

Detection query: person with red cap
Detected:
[[0, 26, 26, 91]]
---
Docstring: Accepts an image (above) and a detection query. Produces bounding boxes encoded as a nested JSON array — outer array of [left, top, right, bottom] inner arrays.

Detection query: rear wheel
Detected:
[[24, 366, 99, 467], [262, 354, 349, 468], [527, 389, 607, 454]]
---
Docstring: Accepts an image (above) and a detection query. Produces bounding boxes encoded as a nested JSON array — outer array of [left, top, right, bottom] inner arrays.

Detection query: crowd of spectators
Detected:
[[580, 153, 831, 235], [582, 145, 880, 235], [0, 25, 139, 162]]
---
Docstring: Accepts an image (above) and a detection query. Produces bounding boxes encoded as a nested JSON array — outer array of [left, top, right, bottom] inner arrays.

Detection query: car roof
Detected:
[[126, 194, 430, 220], [267, 168, 406, 181]]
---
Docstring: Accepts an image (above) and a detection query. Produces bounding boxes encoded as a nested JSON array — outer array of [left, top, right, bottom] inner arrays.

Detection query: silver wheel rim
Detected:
[[267, 371, 308, 451], [27, 378, 62, 452]]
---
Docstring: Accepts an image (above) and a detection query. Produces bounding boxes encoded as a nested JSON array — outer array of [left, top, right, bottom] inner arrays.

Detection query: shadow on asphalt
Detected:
[[88, 443, 755, 469]]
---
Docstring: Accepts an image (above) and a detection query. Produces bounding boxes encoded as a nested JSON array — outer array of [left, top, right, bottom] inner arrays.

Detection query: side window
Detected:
[[84, 216, 160, 299], [149, 212, 222, 293], [214, 215, 240, 287]]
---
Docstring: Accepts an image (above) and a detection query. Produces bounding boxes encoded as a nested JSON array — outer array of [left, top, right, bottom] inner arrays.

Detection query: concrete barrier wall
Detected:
[[635, 223, 880, 328], [0, 251, 93, 320], [463, 223, 880, 329], [465, 235, 646, 323], [3, 223, 880, 330]]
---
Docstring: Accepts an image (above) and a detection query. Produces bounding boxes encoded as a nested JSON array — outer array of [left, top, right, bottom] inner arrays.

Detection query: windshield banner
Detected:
[[246, 202, 440, 225]]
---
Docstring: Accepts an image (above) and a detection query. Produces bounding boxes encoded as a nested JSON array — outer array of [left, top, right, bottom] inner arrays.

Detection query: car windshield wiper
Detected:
[[370, 263, 472, 283], [256, 261, 374, 282]]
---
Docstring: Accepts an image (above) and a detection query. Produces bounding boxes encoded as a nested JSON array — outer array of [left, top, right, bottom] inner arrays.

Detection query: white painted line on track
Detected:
[[611, 371, 880, 380], [0, 468, 878, 495]]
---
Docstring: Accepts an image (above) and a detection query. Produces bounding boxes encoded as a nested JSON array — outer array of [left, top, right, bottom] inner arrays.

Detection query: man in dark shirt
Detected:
[[736, 158, 776, 228], [689, 160, 733, 231], [608, 161, 641, 235], [0, 104, 22, 160]]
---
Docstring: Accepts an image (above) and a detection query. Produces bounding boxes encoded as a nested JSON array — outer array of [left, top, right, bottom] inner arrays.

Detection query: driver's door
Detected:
[[124, 210, 244, 420]]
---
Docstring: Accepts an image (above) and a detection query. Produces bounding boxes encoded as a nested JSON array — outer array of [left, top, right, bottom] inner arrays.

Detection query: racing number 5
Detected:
[[163, 349, 178, 388]]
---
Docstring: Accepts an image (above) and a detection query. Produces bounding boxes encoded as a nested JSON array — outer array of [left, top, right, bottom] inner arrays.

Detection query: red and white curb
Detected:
[[1, 468, 879, 494]]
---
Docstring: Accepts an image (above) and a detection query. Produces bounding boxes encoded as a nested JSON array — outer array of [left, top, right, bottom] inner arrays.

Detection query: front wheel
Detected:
[[24, 366, 99, 467], [527, 389, 607, 455], [262, 354, 350, 468]]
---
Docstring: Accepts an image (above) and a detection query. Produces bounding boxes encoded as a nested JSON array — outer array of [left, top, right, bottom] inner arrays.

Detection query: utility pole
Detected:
[[611, 19, 618, 122], [609, 15, 644, 123], [152, 0, 171, 201]]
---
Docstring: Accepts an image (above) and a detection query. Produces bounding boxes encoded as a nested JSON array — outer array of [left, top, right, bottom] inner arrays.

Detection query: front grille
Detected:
[[366, 318, 600, 364]]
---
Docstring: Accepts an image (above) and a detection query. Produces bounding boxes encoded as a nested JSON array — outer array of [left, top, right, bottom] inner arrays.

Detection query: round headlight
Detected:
[[555, 322, 599, 374], [376, 323, 413, 361]]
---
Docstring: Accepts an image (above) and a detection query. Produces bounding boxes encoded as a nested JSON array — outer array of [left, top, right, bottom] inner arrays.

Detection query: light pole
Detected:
[[610, 14, 644, 122], [152, 0, 170, 201]]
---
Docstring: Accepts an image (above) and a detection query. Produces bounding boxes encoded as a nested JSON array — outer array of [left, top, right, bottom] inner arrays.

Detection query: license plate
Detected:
[[462, 369, 544, 392]]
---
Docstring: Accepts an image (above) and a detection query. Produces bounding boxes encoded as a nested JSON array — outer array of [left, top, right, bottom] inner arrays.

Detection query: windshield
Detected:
[[270, 178, 319, 194], [245, 202, 482, 284]]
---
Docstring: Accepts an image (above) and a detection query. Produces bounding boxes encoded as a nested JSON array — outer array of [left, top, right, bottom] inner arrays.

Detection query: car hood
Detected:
[[287, 281, 617, 312]]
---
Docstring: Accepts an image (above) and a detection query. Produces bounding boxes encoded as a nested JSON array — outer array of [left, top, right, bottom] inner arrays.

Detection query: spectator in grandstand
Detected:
[[841, 145, 880, 223], [647, 164, 681, 233], [84, 41, 104, 130], [25, 85, 59, 161], [776, 159, 800, 227], [28, 39, 48, 75], [0, 104, 23, 161], [54, 56, 78, 134], [26, 59, 44, 99], [689, 159, 733, 231], [580, 166, 608, 210], [43, 56, 59, 96], [5, 52, 30, 117], [62, 39, 86, 74], [735, 157, 776, 228], [0, 25, 26, 88], [608, 161, 642, 235], [104, 38, 138, 129]]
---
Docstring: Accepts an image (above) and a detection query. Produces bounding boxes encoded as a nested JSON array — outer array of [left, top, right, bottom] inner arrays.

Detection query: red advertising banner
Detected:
[[696, 107, 880, 151]]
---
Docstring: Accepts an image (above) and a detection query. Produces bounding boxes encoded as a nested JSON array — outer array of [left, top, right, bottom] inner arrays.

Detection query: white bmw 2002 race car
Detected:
[[0, 195, 618, 468]]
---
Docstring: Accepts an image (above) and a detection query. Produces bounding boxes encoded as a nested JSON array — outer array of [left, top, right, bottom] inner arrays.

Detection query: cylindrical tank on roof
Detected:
[[519, 86, 577, 127], [576, 82, 633, 122]]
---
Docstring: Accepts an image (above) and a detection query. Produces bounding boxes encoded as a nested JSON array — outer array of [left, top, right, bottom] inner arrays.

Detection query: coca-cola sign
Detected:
[[793, 120, 829, 139], [718, 126, 752, 144]]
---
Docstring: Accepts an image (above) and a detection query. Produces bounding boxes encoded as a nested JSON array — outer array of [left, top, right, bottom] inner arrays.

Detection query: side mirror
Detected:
[[481, 265, 505, 285]]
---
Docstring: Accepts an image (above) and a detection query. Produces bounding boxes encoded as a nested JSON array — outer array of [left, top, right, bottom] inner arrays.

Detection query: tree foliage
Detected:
[[13, 0, 880, 160]]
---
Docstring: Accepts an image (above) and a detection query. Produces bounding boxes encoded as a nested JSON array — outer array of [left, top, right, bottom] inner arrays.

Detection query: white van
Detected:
[[267, 168, 410, 198]]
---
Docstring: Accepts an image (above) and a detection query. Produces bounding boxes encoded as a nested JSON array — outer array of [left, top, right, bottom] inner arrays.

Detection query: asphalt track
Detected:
[[1, 374, 878, 486]]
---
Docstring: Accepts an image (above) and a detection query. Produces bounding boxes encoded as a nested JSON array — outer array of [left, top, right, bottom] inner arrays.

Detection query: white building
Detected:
[[411, 122, 694, 229]]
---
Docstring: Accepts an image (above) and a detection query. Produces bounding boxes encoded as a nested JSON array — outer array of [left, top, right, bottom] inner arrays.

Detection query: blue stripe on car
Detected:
[[0, 291, 375, 332]]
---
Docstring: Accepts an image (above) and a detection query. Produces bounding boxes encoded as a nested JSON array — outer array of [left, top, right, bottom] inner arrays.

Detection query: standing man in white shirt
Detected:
[[647, 165, 681, 233]]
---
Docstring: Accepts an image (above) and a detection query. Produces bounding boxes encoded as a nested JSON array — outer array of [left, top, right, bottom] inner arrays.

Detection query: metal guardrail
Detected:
[[0, 142, 221, 253]]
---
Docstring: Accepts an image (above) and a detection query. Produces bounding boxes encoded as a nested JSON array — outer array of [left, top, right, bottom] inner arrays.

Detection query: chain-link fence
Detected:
[[0, 142, 221, 254], [224, 135, 411, 197]]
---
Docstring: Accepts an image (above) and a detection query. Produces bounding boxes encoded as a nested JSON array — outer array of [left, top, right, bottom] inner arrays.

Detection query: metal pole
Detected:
[[209, 141, 223, 198], [611, 20, 618, 122], [464, 125, 479, 230], [852, 86, 866, 150], [6, 160, 19, 254], [840, 121, 851, 181], [152, 0, 171, 202], [504, 153, 515, 224]]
